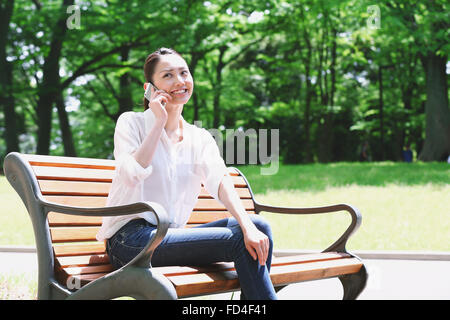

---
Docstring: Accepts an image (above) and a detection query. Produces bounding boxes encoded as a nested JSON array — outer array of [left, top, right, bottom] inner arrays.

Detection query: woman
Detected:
[[96, 48, 277, 300]]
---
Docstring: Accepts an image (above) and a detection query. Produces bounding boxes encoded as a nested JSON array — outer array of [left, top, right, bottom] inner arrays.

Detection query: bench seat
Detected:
[[56, 251, 362, 298]]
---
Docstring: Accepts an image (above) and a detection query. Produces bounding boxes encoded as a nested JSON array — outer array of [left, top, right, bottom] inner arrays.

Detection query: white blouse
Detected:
[[96, 108, 228, 241]]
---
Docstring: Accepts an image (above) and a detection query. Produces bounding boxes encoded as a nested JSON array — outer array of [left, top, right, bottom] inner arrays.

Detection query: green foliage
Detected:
[[0, 0, 448, 164]]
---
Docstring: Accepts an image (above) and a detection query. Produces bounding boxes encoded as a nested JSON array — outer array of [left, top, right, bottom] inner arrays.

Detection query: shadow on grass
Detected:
[[236, 161, 450, 194]]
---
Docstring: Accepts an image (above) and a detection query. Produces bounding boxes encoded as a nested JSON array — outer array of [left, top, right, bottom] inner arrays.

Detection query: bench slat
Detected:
[[48, 212, 103, 226], [207, 187, 251, 199], [196, 198, 254, 211], [57, 254, 109, 267], [169, 269, 239, 297], [270, 252, 350, 266], [39, 180, 112, 196], [32, 165, 115, 182], [53, 243, 106, 257], [187, 211, 255, 224], [268, 257, 363, 286], [64, 264, 114, 275], [44, 195, 107, 208], [39, 180, 251, 199], [194, 199, 254, 211], [23, 154, 116, 168], [43, 196, 254, 211], [72, 273, 110, 284], [50, 226, 100, 242]]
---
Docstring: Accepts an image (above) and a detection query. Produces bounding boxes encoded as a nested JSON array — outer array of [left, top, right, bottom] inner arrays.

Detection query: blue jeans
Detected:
[[106, 215, 277, 300]]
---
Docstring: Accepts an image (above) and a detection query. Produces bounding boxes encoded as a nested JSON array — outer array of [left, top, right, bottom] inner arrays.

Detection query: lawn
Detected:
[[236, 161, 449, 193], [0, 161, 449, 251], [237, 162, 449, 252]]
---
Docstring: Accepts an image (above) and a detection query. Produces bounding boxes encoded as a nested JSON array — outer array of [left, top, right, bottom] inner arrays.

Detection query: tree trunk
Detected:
[[400, 84, 413, 159], [55, 90, 76, 156], [302, 29, 313, 163], [378, 65, 385, 160], [2, 59, 18, 154], [36, 0, 74, 155], [0, 0, 19, 154], [188, 51, 203, 122], [192, 92, 199, 122], [316, 17, 336, 163], [117, 47, 133, 116], [212, 46, 226, 129], [329, 27, 337, 107], [418, 53, 450, 161]]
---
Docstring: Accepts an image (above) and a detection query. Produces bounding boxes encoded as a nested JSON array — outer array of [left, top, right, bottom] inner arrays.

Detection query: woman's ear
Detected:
[[143, 83, 148, 90]]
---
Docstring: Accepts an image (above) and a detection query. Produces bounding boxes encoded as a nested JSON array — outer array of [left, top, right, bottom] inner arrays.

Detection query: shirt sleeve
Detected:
[[113, 112, 153, 187], [196, 129, 229, 203]]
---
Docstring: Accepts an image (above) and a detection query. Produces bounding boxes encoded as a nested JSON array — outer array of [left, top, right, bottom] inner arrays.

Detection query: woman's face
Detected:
[[152, 54, 194, 106]]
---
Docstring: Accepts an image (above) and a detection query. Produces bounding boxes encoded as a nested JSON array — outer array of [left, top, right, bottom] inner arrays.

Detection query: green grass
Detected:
[[235, 161, 450, 252], [0, 162, 449, 251], [0, 175, 34, 245], [258, 184, 450, 252], [236, 161, 449, 193]]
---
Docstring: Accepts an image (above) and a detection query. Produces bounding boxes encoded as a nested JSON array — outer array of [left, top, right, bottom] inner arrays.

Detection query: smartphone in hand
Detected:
[[144, 82, 167, 107]]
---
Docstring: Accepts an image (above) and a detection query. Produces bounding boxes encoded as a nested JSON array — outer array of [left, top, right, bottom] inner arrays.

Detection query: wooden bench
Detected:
[[4, 152, 367, 299]]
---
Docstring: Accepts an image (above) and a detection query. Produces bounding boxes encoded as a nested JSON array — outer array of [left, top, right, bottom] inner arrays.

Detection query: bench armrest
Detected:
[[4, 152, 168, 269], [254, 201, 362, 253], [41, 199, 170, 269]]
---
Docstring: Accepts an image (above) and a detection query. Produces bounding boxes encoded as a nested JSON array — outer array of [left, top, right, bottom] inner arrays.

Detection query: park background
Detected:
[[0, 0, 449, 298]]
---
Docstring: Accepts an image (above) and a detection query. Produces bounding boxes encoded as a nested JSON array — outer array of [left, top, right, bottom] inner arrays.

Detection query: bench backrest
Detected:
[[17, 154, 255, 285]]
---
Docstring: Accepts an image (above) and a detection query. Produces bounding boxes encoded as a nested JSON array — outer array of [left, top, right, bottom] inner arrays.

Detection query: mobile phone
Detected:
[[144, 82, 166, 106]]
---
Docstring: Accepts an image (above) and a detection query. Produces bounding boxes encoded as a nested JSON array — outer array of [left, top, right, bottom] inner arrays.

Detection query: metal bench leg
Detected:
[[339, 264, 368, 300], [67, 266, 177, 300], [274, 285, 286, 293]]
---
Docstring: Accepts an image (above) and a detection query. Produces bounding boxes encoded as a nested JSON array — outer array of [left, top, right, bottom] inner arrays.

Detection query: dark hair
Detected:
[[143, 47, 182, 110]]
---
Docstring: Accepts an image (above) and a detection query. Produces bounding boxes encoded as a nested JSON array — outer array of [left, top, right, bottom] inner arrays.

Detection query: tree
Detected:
[[1, 0, 446, 164], [35, 0, 74, 155], [0, 0, 18, 155], [384, 1, 450, 161]]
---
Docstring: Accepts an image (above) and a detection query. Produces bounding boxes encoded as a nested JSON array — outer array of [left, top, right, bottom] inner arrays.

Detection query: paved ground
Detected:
[[1, 251, 449, 300], [277, 259, 450, 300]]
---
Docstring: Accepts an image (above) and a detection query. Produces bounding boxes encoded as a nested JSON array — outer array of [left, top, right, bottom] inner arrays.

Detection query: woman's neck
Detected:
[[164, 104, 183, 136]]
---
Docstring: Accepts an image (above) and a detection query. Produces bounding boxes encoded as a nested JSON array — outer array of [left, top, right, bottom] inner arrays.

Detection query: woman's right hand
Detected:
[[148, 86, 171, 122]]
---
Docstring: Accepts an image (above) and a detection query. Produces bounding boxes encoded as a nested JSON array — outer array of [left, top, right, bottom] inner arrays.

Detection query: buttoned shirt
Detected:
[[96, 108, 228, 241]]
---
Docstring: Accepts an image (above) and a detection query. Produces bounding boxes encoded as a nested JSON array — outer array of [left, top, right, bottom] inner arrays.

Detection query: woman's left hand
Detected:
[[243, 227, 270, 266]]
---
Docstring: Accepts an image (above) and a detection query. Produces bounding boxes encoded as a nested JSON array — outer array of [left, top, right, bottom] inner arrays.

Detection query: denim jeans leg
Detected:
[[199, 215, 276, 300], [107, 216, 277, 300], [197, 214, 274, 272], [106, 219, 155, 269]]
